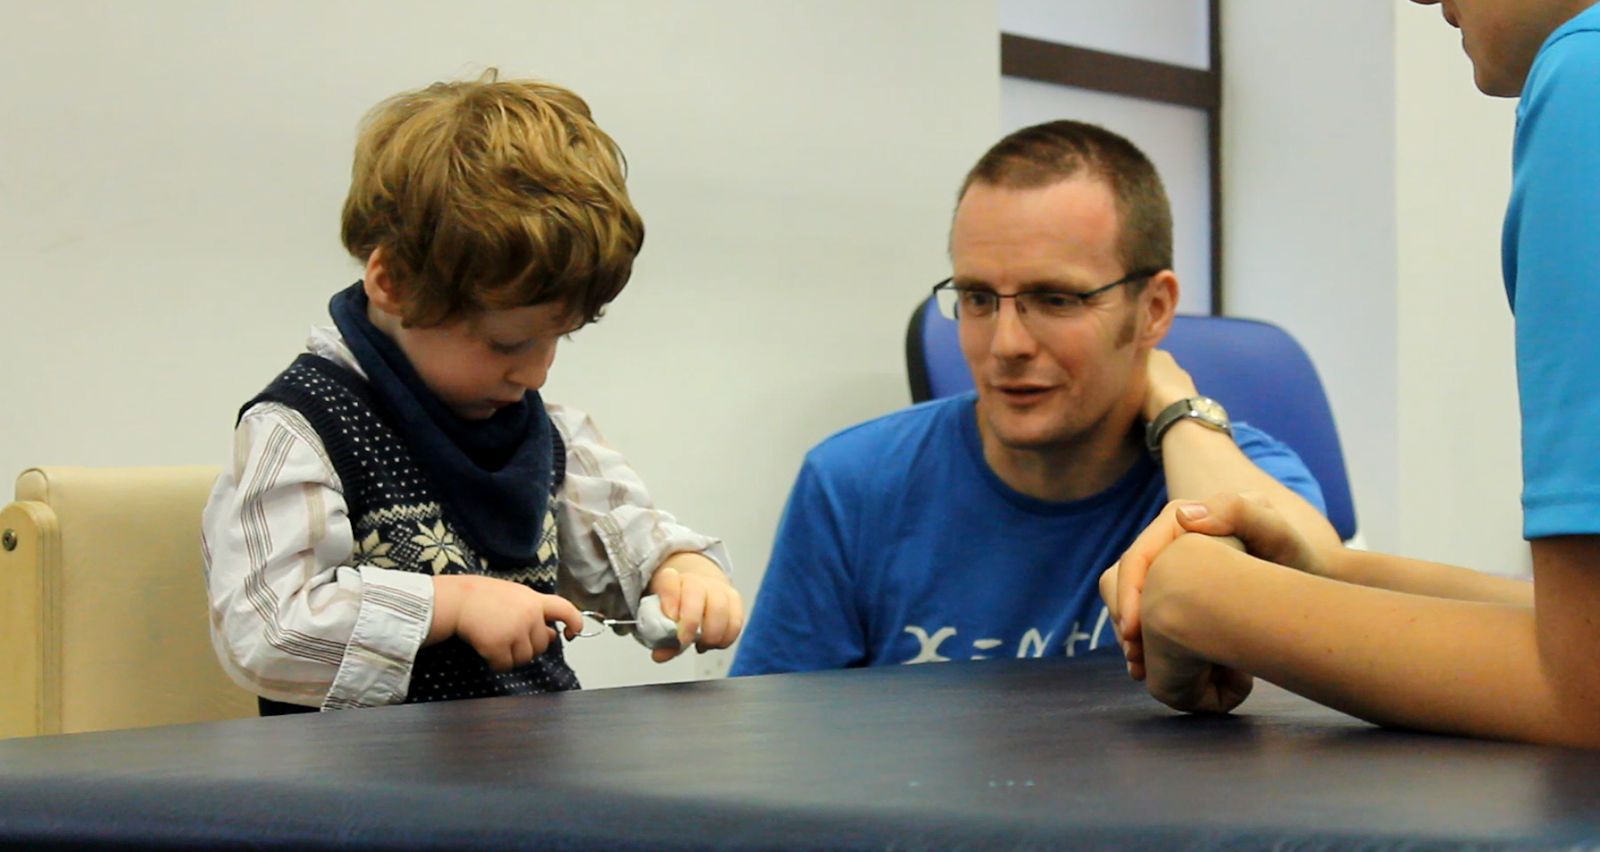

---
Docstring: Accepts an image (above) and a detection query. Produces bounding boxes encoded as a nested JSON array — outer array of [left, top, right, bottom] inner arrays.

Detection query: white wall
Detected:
[[1000, 0, 1210, 69], [1221, 2, 1401, 553], [1395, 4, 1527, 577], [0, 1, 999, 686], [1223, 1, 1526, 577]]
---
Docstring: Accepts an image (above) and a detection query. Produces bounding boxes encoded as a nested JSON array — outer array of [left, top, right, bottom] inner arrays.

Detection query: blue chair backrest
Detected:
[[905, 297, 1357, 541]]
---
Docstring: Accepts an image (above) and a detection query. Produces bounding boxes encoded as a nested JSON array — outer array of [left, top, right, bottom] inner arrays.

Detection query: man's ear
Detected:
[[1137, 270, 1179, 348], [362, 246, 406, 318]]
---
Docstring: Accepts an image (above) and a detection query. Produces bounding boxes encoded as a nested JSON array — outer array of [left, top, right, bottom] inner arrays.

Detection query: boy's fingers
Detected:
[[676, 579, 707, 648], [1114, 501, 1205, 641], [653, 568, 683, 620], [651, 645, 681, 663], [1117, 556, 1147, 642], [725, 588, 745, 643], [698, 587, 731, 649], [1098, 564, 1120, 623], [1178, 493, 1301, 566], [526, 622, 551, 657], [543, 596, 586, 639], [501, 636, 530, 672]]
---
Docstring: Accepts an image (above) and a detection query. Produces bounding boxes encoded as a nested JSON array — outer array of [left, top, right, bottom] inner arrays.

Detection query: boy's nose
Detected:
[[507, 366, 548, 392], [507, 351, 554, 391]]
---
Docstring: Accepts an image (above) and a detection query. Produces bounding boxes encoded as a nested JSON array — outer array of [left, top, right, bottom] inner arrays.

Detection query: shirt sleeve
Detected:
[[549, 404, 732, 620], [1232, 421, 1328, 516], [1510, 29, 1600, 538], [201, 402, 435, 710], [728, 453, 868, 676]]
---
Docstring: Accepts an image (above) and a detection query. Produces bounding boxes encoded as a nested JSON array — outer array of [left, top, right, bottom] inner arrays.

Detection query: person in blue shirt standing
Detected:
[[1102, 0, 1600, 747], [732, 120, 1340, 675]]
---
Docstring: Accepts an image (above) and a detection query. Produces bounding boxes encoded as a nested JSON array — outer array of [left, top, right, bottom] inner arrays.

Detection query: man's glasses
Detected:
[[932, 269, 1162, 324]]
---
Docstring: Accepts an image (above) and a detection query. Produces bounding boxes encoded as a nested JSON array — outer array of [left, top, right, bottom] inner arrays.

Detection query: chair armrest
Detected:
[[0, 501, 62, 738]]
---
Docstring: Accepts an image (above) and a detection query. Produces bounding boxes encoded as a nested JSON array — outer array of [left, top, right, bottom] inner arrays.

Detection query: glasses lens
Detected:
[[1022, 291, 1083, 319], [935, 285, 962, 321]]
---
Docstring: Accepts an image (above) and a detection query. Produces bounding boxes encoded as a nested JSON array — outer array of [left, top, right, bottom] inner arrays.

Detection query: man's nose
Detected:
[[989, 297, 1038, 359]]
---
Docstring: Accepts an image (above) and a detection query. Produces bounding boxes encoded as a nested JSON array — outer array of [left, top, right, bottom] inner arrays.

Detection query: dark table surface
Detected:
[[3, 649, 1600, 851]]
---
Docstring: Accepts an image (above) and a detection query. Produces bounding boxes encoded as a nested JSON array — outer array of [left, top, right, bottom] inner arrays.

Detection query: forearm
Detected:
[[1325, 548, 1533, 606], [205, 406, 432, 707], [1158, 422, 1340, 553], [1143, 534, 1595, 746], [426, 575, 464, 646], [553, 403, 732, 612]]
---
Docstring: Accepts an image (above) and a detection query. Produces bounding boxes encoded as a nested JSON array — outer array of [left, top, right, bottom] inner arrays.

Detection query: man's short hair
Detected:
[[341, 69, 644, 328], [959, 120, 1172, 281]]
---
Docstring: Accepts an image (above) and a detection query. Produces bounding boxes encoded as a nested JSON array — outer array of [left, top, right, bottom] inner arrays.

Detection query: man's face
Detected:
[[1411, 0, 1586, 96], [950, 178, 1153, 456]]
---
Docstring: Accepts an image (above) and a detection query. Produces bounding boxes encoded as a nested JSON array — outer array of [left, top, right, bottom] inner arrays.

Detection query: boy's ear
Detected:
[[362, 246, 405, 317]]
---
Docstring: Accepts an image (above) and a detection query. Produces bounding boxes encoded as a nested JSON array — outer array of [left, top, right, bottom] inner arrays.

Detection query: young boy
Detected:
[[202, 71, 742, 713]]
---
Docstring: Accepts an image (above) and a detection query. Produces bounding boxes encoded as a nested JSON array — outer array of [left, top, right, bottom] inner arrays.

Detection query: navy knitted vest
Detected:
[[244, 353, 580, 712]]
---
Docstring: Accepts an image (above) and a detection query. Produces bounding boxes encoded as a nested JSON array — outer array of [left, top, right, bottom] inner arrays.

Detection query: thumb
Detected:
[[1177, 494, 1297, 564]]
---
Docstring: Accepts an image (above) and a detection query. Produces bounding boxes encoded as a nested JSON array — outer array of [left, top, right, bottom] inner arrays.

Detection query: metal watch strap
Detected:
[[1145, 396, 1231, 463]]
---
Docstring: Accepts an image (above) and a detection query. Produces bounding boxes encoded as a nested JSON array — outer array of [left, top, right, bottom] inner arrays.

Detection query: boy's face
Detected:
[[362, 253, 577, 420], [1411, 0, 1591, 96], [384, 302, 576, 421]]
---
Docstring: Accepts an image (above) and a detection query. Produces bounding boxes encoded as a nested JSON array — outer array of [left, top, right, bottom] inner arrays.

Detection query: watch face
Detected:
[[1192, 397, 1228, 423]]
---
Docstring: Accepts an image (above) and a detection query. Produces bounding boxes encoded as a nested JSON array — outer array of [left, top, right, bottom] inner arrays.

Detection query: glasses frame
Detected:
[[932, 269, 1164, 323]]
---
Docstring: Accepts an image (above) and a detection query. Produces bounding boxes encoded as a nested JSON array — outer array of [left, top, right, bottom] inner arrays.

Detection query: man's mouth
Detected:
[[993, 384, 1053, 403]]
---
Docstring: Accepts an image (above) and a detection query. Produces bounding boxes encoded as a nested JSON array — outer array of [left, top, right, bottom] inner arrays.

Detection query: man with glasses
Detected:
[[730, 120, 1339, 675]]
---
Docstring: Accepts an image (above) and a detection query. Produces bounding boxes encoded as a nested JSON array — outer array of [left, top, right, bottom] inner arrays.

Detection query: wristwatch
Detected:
[[1145, 396, 1231, 463]]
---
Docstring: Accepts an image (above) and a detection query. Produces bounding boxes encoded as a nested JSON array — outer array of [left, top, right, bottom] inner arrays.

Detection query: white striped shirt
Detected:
[[201, 327, 731, 710]]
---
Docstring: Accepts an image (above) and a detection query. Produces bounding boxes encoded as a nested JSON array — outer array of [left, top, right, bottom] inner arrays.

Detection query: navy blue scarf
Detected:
[[329, 283, 553, 568]]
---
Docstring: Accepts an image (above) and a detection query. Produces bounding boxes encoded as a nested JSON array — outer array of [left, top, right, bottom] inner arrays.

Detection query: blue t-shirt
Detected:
[[730, 393, 1325, 675], [1505, 3, 1600, 538]]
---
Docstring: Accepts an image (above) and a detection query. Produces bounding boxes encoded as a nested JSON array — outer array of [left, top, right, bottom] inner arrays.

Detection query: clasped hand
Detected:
[[644, 560, 745, 663], [1099, 492, 1324, 714], [431, 553, 743, 669]]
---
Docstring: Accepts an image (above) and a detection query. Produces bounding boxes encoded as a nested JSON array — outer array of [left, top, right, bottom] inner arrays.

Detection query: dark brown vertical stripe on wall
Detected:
[[1000, 6, 1225, 315], [1210, 0, 1224, 315]]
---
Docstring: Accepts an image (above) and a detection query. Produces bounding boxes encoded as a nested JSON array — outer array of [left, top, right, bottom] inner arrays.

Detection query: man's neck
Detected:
[[977, 405, 1147, 503]]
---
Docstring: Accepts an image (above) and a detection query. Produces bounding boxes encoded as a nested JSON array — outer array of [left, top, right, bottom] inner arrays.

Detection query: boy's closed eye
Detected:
[[488, 338, 535, 355]]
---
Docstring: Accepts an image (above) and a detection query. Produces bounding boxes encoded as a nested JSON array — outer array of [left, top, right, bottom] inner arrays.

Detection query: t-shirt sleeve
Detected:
[[729, 454, 868, 676], [1232, 421, 1328, 516], [1511, 28, 1600, 538]]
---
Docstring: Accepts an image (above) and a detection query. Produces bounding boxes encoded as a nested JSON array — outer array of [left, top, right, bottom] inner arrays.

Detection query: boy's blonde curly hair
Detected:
[[341, 69, 643, 328]]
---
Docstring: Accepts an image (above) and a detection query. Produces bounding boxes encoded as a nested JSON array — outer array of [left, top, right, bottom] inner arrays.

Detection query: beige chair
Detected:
[[0, 466, 257, 738]]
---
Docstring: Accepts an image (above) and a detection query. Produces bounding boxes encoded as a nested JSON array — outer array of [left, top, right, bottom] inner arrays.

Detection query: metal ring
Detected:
[[576, 611, 610, 639]]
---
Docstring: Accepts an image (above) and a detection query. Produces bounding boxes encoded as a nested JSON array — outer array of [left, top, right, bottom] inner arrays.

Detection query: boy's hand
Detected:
[[647, 553, 744, 663], [429, 574, 584, 672], [1100, 532, 1254, 715], [1142, 624, 1255, 714], [1100, 492, 1318, 680]]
